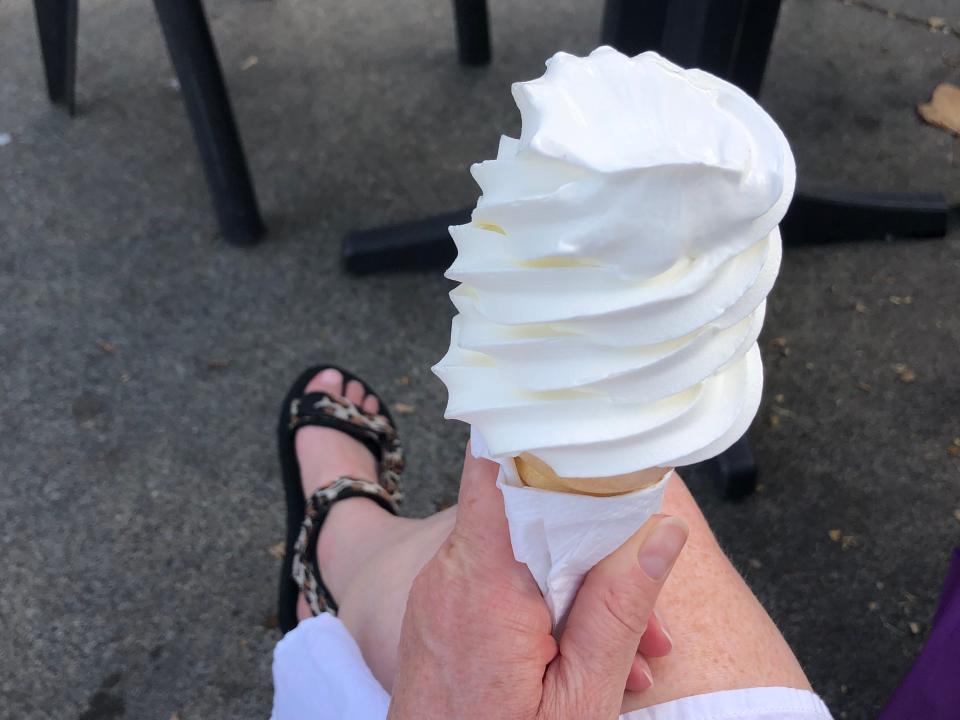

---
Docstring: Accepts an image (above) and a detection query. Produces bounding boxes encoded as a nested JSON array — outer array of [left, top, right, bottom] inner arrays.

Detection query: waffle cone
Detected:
[[515, 453, 669, 496]]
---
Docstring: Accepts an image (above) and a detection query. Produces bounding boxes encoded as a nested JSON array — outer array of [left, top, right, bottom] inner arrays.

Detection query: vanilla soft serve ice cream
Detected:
[[434, 47, 795, 482]]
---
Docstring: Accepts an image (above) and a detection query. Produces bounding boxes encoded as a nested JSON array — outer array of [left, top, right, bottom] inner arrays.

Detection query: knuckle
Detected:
[[488, 590, 553, 635], [598, 570, 652, 636], [432, 533, 472, 583]]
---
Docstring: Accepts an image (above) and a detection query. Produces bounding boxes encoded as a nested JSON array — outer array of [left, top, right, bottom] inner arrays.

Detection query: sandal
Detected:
[[276, 365, 404, 634]]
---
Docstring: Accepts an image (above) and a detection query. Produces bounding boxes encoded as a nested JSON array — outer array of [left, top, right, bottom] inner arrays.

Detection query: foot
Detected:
[[294, 368, 396, 621], [290, 367, 458, 690]]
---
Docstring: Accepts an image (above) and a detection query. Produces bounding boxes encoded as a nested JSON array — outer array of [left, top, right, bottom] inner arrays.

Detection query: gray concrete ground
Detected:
[[1, 0, 958, 718]]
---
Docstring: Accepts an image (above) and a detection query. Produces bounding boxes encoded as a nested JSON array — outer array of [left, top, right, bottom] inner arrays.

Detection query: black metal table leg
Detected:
[[153, 0, 264, 246], [598, 0, 952, 247], [706, 436, 757, 500], [33, 0, 78, 115], [784, 183, 950, 244], [679, 437, 758, 500], [452, 0, 491, 66], [729, 0, 782, 99], [340, 186, 951, 273], [661, 0, 744, 72], [343, 208, 468, 274], [600, 0, 669, 56]]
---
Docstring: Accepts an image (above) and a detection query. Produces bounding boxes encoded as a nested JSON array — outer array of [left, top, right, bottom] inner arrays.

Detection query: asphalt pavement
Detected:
[[0, 0, 958, 717]]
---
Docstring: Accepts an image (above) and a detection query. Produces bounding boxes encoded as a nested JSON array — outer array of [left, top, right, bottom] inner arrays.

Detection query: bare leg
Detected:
[[621, 474, 811, 711]]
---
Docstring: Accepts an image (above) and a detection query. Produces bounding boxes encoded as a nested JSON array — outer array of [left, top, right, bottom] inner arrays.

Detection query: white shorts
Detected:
[[271, 615, 834, 720]]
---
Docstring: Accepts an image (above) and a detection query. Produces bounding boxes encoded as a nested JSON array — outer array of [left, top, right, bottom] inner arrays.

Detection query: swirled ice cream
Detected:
[[434, 47, 795, 486]]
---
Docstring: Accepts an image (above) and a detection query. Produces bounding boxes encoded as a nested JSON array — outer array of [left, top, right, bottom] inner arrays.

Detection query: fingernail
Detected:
[[637, 517, 688, 580], [654, 609, 673, 646], [641, 666, 654, 690]]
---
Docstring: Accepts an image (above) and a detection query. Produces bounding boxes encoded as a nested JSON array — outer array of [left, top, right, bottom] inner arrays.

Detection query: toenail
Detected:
[[318, 368, 341, 385]]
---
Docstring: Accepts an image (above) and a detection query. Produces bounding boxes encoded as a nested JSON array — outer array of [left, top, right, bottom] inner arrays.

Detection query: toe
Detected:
[[306, 368, 344, 395], [296, 593, 313, 623], [362, 393, 380, 415], [345, 379, 366, 406]]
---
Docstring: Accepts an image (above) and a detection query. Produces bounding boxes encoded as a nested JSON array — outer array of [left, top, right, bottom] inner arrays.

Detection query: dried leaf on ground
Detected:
[[856, 382, 873, 393], [841, 534, 859, 550], [170, 714, 180, 720], [769, 414, 781, 429], [909, 621, 921, 635], [97, 339, 116, 354], [888, 295, 913, 305], [829, 529, 842, 542], [392, 402, 415, 414], [948, 438, 960, 457], [262, 613, 279, 630], [953, 509, 960, 523], [928, 16, 946, 30], [893, 363, 917, 383], [854, 301, 868, 313], [240, 55, 259, 70], [267, 541, 285, 559], [918, 83, 960, 135], [774, 393, 785, 403], [867, 601, 879, 611], [395, 375, 410, 386]]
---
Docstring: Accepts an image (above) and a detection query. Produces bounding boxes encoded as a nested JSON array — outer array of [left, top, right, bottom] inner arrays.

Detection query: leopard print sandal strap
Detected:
[[289, 391, 405, 498], [288, 389, 404, 616], [292, 477, 399, 616]]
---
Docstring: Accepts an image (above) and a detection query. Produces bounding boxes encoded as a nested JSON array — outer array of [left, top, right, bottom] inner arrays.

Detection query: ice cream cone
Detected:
[[515, 452, 669, 496]]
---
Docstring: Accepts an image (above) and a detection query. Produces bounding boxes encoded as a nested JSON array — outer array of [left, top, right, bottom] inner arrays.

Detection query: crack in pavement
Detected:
[[836, 0, 960, 39]]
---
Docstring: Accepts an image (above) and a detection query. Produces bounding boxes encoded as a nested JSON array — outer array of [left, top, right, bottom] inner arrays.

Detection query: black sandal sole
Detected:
[[275, 364, 398, 634]]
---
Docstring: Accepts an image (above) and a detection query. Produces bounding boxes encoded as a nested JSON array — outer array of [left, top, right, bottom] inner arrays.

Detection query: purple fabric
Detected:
[[879, 548, 960, 720]]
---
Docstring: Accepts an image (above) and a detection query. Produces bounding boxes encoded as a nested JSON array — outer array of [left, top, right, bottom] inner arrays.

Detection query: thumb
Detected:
[[544, 515, 688, 716], [451, 443, 515, 556]]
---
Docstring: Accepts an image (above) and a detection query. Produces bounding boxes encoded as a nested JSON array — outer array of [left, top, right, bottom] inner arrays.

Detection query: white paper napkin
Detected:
[[471, 429, 670, 628]]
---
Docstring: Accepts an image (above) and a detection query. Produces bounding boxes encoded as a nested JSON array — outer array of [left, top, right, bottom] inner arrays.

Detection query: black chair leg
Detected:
[[452, 0, 491, 66], [33, 0, 78, 115], [153, 0, 264, 246]]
